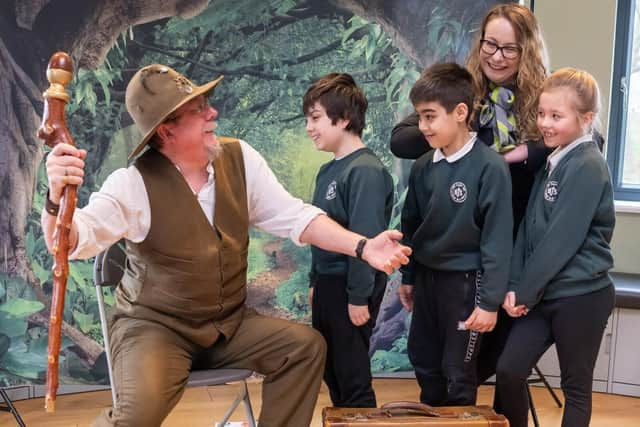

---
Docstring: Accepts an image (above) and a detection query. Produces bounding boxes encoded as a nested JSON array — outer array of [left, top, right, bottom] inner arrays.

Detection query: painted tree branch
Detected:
[[29, 312, 103, 367], [129, 37, 345, 83], [186, 30, 213, 76], [329, 0, 505, 67], [9, 0, 210, 69]]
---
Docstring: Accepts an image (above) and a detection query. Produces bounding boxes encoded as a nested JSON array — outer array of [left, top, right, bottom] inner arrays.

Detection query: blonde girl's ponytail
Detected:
[[542, 67, 601, 134]]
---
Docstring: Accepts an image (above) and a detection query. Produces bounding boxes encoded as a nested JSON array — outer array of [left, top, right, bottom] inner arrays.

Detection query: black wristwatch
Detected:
[[355, 238, 367, 260]]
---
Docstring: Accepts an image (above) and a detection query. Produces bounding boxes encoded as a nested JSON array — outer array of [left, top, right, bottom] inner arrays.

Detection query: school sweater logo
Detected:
[[544, 180, 559, 202], [325, 180, 337, 200], [450, 181, 468, 203]]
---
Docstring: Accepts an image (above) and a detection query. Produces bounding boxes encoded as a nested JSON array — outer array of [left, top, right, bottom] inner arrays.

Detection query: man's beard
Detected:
[[206, 142, 223, 161]]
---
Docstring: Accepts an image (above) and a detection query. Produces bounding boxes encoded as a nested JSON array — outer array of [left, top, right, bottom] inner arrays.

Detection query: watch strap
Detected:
[[355, 238, 367, 260], [45, 190, 60, 216]]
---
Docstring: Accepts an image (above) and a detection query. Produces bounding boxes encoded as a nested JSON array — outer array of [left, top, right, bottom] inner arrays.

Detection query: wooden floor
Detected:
[[5, 378, 640, 426]]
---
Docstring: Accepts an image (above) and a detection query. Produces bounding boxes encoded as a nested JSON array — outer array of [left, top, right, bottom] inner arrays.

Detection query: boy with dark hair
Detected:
[[398, 63, 513, 406], [303, 73, 394, 408]]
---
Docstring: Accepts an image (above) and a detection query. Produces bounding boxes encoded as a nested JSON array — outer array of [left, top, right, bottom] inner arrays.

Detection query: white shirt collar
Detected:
[[547, 134, 592, 175], [433, 133, 477, 163]]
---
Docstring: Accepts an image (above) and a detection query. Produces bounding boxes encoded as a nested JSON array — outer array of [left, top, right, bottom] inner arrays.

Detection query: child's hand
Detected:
[[502, 291, 516, 315], [507, 304, 529, 317], [397, 284, 414, 312], [502, 291, 529, 317], [502, 144, 528, 164], [464, 307, 497, 332], [348, 304, 370, 326]]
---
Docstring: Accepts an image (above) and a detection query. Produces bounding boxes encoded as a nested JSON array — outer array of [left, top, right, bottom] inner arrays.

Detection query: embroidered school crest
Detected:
[[325, 180, 337, 200], [450, 181, 467, 203], [544, 180, 559, 202]]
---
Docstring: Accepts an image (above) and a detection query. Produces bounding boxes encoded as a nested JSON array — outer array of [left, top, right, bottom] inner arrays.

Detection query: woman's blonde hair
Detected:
[[466, 3, 549, 141], [542, 67, 601, 132]]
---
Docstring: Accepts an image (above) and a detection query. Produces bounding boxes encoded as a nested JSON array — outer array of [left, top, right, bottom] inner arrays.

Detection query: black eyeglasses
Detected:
[[480, 39, 521, 60]]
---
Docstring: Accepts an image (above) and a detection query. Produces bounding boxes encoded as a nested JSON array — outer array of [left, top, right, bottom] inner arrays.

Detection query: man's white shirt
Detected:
[[71, 141, 324, 259]]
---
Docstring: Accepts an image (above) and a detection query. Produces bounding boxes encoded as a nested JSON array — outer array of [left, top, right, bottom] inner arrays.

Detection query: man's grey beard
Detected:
[[207, 142, 223, 161]]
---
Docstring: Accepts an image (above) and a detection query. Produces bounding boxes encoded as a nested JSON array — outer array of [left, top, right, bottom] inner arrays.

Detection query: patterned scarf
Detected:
[[478, 83, 518, 152]]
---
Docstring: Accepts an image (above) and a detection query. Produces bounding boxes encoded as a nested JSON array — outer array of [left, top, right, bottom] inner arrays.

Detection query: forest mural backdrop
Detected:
[[0, 0, 510, 389]]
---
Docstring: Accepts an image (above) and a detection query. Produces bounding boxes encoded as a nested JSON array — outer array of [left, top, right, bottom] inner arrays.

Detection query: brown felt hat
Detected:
[[125, 64, 223, 160]]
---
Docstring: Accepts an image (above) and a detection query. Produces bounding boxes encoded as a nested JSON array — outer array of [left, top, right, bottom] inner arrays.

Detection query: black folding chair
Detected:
[[0, 387, 26, 427], [93, 243, 256, 427], [526, 366, 563, 427]]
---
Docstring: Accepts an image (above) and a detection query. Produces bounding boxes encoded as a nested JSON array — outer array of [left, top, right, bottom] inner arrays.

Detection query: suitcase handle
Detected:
[[379, 401, 457, 418]]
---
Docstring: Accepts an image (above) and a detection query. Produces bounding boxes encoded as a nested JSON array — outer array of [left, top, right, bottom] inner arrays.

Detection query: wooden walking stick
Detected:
[[37, 52, 76, 412]]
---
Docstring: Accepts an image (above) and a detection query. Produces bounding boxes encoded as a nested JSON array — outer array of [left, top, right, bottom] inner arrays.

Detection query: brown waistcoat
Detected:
[[114, 140, 249, 347]]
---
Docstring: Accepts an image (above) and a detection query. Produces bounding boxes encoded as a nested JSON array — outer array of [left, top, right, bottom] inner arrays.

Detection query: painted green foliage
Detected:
[[3, 0, 478, 386]]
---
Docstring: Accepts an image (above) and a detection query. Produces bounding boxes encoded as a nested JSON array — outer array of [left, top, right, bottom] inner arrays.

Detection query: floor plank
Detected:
[[4, 379, 640, 426]]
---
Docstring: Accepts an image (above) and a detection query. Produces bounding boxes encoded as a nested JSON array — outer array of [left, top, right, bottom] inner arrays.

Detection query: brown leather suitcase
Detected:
[[322, 401, 509, 426]]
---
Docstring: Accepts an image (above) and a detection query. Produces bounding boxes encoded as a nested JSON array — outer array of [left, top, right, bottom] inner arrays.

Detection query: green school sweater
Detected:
[[510, 141, 615, 307], [311, 147, 393, 305], [400, 140, 513, 311]]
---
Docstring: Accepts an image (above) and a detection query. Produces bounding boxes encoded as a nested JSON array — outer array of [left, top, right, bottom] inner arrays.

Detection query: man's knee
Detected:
[[303, 325, 327, 356], [290, 324, 326, 363], [103, 363, 187, 427]]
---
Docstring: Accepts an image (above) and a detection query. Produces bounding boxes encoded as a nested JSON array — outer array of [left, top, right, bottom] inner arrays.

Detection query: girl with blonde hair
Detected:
[[498, 68, 615, 427]]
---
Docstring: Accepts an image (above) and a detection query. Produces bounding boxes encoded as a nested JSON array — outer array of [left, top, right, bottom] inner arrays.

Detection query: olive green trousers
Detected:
[[92, 308, 326, 427]]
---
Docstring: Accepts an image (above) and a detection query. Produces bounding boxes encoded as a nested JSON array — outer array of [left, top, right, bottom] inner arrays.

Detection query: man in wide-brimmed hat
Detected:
[[41, 64, 411, 427]]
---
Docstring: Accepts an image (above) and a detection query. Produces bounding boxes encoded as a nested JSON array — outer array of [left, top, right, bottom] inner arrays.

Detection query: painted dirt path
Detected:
[[245, 240, 308, 321]]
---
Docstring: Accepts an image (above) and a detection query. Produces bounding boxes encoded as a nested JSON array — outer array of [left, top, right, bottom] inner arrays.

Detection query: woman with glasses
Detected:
[[390, 3, 549, 414], [392, 3, 549, 230]]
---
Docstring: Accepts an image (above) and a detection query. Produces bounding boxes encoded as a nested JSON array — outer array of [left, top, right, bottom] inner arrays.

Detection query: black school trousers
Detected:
[[496, 284, 614, 427], [311, 272, 386, 407], [407, 266, 484, 406]]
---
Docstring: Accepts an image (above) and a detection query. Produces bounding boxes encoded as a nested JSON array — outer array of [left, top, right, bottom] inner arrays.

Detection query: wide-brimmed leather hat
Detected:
[[125, 64, 223, 160]]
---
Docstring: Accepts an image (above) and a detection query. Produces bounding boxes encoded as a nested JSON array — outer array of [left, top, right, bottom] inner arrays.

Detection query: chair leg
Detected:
[[216, 380, 256, 427], [0, 388, 26, 427], [216, 394, 243, 427], [96, 287, 118, 410], [533, 365, 563, 408], [526, 384, 540, 427], [242, 381, 256, 427], [241, 381, 256, 427]]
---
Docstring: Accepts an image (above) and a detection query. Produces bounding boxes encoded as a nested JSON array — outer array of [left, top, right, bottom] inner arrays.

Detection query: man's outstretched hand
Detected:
[[361, 230, 411, 274]]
